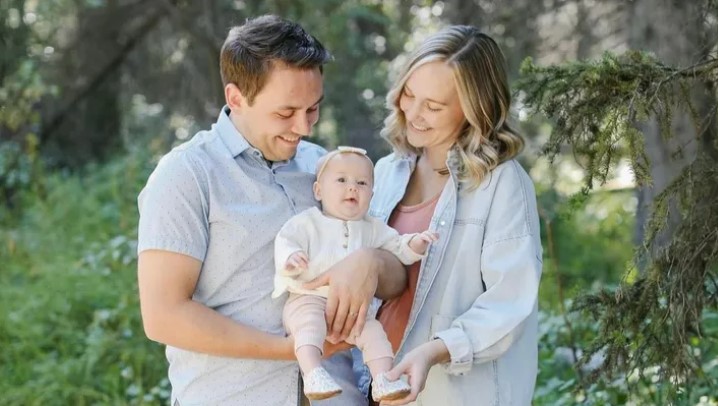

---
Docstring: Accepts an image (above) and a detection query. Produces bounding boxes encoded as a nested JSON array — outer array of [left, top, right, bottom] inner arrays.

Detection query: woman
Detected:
[[369, 26, 542, 405]]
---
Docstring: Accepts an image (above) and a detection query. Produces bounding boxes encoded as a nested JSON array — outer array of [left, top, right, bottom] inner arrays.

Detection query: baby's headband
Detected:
[[315, 146, 374, 180]]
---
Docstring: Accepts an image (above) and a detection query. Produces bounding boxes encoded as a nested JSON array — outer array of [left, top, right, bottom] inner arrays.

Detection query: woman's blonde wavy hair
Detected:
[[381, 25, 524, 189]]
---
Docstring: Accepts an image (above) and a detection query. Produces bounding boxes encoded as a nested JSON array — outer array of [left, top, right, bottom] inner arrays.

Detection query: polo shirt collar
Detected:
[[215, 105, 251, 158]]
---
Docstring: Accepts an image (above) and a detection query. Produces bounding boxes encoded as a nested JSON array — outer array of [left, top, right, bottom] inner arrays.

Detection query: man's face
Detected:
[[229, 64, 324, 161]]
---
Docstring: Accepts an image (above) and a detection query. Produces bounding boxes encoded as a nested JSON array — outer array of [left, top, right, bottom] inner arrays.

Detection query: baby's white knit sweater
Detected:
[[272, 206, 423, 298]]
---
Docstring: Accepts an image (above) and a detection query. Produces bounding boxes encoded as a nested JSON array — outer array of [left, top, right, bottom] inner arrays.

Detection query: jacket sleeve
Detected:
[[433, 161, 542, 375]]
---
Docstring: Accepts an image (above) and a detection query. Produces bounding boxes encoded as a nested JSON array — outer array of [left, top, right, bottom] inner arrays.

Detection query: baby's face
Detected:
[[314, 153, 373, 221]]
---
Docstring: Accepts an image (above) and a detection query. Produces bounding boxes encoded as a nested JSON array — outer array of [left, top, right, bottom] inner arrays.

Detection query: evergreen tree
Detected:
[[517, 18, 718, 396]]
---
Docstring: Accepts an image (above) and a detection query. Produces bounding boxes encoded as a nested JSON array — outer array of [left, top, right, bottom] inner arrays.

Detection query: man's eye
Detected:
[[276, 112, 293, 119]]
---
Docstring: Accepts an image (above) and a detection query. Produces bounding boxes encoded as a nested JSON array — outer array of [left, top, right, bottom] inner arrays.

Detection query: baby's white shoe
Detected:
[[304, 367, 342, 400], [371, 372, 411, 402]]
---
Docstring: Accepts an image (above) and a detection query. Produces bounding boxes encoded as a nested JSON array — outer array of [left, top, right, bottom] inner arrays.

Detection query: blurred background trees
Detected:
[[1, 0, 716, 404]]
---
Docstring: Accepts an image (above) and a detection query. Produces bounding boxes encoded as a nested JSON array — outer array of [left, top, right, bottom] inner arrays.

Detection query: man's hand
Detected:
[[303, 248, 378, 343], [283, 251, 309, 277]]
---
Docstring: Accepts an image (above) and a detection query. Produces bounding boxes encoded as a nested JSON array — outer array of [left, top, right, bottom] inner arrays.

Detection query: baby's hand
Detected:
[[283, 251, 309, 277], [409, 231, 439, 255]]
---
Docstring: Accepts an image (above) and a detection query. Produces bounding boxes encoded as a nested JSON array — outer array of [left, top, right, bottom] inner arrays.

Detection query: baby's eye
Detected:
[[336, 177, 346, 183], [357, 180, 368, 186]]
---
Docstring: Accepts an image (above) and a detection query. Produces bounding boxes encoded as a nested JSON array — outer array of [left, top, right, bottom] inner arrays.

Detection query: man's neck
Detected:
[[228, 110, 273, 164]]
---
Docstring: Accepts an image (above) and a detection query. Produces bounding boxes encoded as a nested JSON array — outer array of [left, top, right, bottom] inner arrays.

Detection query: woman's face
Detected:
[[398, 60, 466, 152]]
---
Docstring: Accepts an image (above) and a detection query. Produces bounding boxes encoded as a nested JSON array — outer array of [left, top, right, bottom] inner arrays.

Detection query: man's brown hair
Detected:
[[220, 15, 332, 105]]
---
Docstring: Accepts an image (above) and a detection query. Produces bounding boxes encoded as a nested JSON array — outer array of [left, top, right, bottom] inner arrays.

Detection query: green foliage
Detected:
[[534, 305, 718, 405], [518, 50, 718, 389], [0, 60, 55, 133], [0, 1, 58, 213], [537, 188, 636, 310], [0, 139, 37, 214], [0, 149, 168, 405], [517, 51, 670, 188]]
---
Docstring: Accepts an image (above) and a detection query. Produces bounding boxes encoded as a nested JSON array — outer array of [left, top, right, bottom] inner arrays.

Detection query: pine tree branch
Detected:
[[518, 50, 718, 389], [649, 57, 718, 105]]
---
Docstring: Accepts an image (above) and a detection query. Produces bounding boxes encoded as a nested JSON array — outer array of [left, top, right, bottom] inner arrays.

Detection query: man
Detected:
[[137, 15, 406, 405]]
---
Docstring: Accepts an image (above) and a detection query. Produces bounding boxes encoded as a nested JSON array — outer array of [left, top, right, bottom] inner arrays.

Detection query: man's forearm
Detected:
[[138, 250, 295, 361], [373, 249, 407, 299], [143, 299, 294, 360]]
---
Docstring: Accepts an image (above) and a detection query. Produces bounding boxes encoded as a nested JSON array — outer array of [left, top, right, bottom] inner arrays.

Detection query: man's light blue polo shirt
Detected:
[[138, 107, 327, 405]]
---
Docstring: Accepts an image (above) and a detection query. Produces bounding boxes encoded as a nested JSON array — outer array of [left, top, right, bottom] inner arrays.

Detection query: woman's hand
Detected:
[[380, 340, 450, 405]]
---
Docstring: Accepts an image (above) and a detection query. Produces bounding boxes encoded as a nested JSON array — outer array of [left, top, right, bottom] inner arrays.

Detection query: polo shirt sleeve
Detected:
[[137, 151, 209, 262]]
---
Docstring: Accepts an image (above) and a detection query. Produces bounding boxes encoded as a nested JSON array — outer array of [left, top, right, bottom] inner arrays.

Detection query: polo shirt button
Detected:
[[440, 221, 446, 226]]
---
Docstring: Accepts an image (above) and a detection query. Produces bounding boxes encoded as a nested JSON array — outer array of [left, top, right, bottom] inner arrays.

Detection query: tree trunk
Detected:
[[629, 0, 709, 252]]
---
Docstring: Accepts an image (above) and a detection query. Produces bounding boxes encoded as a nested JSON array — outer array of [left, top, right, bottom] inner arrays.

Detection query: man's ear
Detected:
[[313, 181, 322, 201], [225, 83, 246, 112]]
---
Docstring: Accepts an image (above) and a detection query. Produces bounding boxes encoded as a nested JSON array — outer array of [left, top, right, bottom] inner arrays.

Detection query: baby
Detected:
[[272, 146, 438, 401]]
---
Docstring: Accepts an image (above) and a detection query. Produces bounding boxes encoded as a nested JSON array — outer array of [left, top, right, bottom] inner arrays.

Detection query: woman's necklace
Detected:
[[419, 149, 450, 176]]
